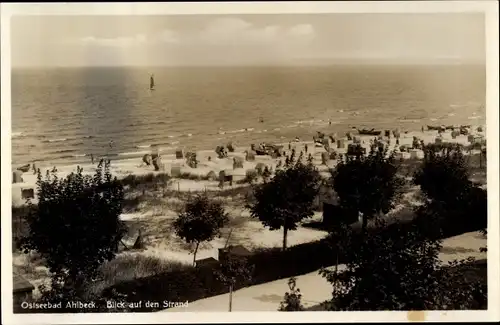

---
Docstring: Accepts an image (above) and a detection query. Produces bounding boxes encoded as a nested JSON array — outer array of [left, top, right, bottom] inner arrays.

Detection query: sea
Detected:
[[11, 65, 486, 167]]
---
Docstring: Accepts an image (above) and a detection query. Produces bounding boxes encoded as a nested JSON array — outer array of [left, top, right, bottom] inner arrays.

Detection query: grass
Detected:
[[85, 254, 190, 298]]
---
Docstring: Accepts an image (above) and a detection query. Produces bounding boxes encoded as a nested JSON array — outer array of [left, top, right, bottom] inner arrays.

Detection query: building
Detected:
[[13, 272, 34, 307]]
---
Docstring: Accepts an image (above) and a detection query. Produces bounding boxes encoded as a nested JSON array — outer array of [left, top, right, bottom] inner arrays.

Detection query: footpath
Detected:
[[163, 231, 487, 312]]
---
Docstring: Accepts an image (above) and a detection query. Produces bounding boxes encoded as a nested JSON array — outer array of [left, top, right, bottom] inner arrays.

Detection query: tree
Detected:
[[331, 145, 404, 234], [414, 143, 487, 236], [215, 255, 253, 312], [174, 194, 229, 266], [21, 160, 126, 297], [320, 218, 487, 310], [414, 143, 472, 206], [278, 277, 305, 311], [247, 160, 321, 250]]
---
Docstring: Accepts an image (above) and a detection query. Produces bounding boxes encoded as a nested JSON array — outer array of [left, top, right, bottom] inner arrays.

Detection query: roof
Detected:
[[219, 245, 252, 257], [13, 273, 34, 293], [195, 257, 219, 267]]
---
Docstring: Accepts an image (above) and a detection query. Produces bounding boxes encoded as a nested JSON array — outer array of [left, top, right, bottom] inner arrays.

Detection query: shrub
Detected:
[[20, 161, 126, 299], [278, 277, 305, 311], [243, 169, 258, 184]]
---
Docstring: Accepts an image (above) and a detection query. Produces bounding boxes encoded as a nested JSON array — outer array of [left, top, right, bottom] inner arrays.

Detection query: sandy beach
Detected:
[[12, 125, 485, 207]]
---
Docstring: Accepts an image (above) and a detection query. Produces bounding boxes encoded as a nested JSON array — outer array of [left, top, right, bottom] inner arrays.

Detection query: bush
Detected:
[[279, 277, 305, 311], [20, 161, 126, 298], [243, 169, 258, 184]]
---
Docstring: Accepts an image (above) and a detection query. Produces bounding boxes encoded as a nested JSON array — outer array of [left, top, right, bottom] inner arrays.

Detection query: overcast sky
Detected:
[[11, 13, 485, 67]]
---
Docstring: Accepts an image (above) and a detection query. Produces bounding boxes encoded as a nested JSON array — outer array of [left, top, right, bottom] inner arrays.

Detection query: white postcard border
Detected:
[[1, 1, 499, 324]]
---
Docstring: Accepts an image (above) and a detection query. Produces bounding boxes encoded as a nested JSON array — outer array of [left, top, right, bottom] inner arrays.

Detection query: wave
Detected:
[[468, 115, 482, 120], [398, 119, 422, 123], [429, 118, 439, 122], [227, 129, 246, 134], [118, 150, 151, 157], [45, 138, 68, 143], [12, 131, 25, 138], [136, 144, 151, 149]]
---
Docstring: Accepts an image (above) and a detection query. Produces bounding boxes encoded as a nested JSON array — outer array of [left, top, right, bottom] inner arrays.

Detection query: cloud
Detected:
[[65, 29, 178, 48], [73, 34, 148, 47], [198, 18, 315, 45], [288, 24, 315, 38], [152, 29, 179, 44]]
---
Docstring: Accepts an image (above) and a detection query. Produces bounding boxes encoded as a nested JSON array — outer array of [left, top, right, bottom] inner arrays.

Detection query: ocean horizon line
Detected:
[[10, 61, 486, 70]]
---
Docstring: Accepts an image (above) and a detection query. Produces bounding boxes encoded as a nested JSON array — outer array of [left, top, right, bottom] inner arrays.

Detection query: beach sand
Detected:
[[11, 127, 485, 207]]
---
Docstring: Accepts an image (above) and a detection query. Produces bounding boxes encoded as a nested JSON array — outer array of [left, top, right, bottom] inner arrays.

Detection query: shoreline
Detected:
[[11, 116, 485, 168], [11, 125, 486, 207]]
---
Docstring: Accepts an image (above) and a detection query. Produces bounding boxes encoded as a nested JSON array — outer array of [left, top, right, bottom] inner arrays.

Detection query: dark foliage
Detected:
[[247, 159, 321, 250], [415, 143, 472, 205], [331, 145, 404, 232], [321, 218, 487, 310], [414, 144, 487, 237], [20, 161, 126, 297], [173, 194, 229, 265], [278, 277, 305, 311]]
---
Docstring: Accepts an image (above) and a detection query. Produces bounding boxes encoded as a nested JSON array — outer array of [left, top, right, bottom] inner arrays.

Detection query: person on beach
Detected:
[[109, 140, 114, 149], [32, 163, 37, 174], [288, 142, 291, 150], [305, 144, 308, 153], [90, 154, 94, 164]]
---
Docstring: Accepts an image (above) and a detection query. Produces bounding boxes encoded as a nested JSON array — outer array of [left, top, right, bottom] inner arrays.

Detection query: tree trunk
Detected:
[[283, 226, 288, 251], [334, 249, 339, 297], [361, 215, 368, 236], [193, 242, 199, 266], [228, 284, 233, 312]]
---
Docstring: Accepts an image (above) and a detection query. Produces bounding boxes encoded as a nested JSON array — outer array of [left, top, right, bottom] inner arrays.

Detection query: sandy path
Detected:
[[164, 231, 487, 312]]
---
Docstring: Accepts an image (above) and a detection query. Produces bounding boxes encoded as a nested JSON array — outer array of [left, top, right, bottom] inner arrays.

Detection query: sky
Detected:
[[10, 13, 486, 67]]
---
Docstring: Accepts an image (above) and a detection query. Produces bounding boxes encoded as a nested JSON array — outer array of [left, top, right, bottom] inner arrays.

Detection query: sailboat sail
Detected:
[[150, 75, 155, 90]]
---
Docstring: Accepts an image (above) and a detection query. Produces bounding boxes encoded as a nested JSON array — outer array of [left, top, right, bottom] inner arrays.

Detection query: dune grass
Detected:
[[85, 254, 190, 298]]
